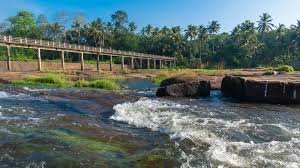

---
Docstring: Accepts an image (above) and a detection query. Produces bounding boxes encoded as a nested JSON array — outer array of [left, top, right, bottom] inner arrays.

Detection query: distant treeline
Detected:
[[0, 10, 300, 68]]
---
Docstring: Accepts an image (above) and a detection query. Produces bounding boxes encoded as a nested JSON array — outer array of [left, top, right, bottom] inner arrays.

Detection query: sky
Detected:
[[0, 0, 300, 32]]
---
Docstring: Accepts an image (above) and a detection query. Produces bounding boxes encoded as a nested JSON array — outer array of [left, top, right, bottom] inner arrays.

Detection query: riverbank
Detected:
[[0, 68, 268, 89]]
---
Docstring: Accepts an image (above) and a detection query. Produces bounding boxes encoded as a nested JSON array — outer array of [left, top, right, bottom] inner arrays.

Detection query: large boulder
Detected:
[[221, 76, 300, 104], [157, 76, 211, 97]]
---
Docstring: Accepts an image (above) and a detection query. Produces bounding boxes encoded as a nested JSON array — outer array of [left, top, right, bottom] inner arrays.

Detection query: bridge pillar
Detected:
[[80, 52, 84, 71], [140, 59, 143, 69], [131, 57, 134, 70], [159, 60, 162, 69], [61, 51, 65, 70], [147, 59, 150, 69], [96, 54, 100, 72], [110, 55, 113, 71], [37, 48, 42, 71], [6, 46, 11, 71], [121, 56, 125, 70], [153, 59, 156, 69]]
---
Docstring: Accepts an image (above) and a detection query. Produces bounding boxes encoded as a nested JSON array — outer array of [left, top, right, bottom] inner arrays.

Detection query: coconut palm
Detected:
[[87, 18, 105, 47], [50, 22, 64, 41], [128, 22, 137, 33], [208, 20, 221, 53], [197, 25, 208, 64], [185, 25, 198, 41], [257, 13, 274, 33]]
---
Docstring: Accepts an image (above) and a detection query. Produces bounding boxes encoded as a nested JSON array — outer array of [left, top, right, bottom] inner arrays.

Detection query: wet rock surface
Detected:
[[157, 75, 211, 97], [222, 75, 300, 104]]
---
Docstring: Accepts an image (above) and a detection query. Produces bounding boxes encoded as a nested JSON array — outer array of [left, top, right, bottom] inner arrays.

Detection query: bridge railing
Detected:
[[0, 35, 175, 60]]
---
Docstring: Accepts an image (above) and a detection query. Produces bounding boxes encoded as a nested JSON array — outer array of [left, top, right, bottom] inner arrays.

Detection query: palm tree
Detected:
[[50, 22, 64, 41], [257, 13, 274, 33], [291, 19, 300, 31], [87, 18, 105, 47], [72, 18, 84, 44], [128, 22, 137, 33], [208, 20, 221, 53], [185, 25, 198, 40], [144, 24, 153, 37], [197, 25, 208, 64]]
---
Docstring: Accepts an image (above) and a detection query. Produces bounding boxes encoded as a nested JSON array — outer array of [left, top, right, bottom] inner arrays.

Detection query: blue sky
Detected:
[[0, 0, 300, 32]]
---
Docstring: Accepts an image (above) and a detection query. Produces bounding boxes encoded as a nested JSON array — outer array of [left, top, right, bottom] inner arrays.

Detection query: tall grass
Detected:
[[13, 73, 71, 87]]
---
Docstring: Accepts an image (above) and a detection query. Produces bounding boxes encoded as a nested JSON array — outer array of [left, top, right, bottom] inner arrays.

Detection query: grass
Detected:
[[266, 65, 295, 73], [74, 79, 120, 90], [13, 73, 72, 87], [13, 73, 121, 90]]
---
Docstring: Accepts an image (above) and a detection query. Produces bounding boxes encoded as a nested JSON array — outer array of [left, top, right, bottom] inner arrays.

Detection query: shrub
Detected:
[[274, 65, 294, 73]]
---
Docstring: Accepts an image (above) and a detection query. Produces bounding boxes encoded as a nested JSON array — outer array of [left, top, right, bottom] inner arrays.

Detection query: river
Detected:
[[0, 80, 300, 168]]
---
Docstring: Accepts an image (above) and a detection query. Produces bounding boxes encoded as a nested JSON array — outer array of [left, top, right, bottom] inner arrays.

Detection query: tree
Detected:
[[36, 14, 50, 39], [111, 10, 128, 32], [86, 18, 105, 47], [50, 22, 64, 41], [185, 25, 198, 62], [71, 15, 85, 44], [257, 13, 274, 33], [7, 10, 39, 38], [128, 22, 137, 33], [197, 25, 208, 64], [208, 20, 221, 54]]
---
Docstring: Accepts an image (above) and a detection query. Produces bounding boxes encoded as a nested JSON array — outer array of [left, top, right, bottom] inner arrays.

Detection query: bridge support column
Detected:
[[147, 59, 150, 69], [140, 59, 143, 69], [80, 52, 84, 71], [61, 51, 65, 70], [110, 55, 113, 71], [37, 48, 42, 71], [97, 54, 100, 72], [131, 57, 134, 70], [159, 60, 162, 69], [153, 60, 156, 69], [121, 56, 125, 70], [6, 46, 11, 71]]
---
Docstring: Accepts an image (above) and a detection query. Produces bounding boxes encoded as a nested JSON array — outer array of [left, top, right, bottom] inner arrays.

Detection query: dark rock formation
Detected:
[[221, 76, 300, 104], [157, 76, 211, 97]]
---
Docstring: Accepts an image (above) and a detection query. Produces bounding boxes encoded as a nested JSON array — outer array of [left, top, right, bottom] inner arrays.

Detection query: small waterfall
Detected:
[[264, 81, 268, 97], [293, 89, 297, 100]]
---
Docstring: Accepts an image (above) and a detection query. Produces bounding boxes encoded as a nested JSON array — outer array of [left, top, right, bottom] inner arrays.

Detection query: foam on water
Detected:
[[111, 98, 300, 167], [0, 91, 10, 98]]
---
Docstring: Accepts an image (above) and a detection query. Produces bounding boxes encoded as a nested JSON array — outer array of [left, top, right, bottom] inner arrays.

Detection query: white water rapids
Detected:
[[111, 97, 300, 168]]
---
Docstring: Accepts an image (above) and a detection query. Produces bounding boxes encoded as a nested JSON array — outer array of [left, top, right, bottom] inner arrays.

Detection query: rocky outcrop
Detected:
[[156, 76, 211, 97], [221, 76, 300, 104]]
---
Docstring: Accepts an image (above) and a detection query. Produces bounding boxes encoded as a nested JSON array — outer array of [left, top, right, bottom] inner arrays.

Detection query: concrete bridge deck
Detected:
[[0, 35, 175, 71]]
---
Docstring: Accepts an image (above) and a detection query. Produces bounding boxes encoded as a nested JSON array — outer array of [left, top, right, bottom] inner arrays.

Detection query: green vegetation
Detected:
[[1, 10, 300, 69], [49, 130, 124, 153], [13, 73, 122, 90], [13, 73, 71, 87], [74, 79, 120, 90], [274, 65, 295, 72]]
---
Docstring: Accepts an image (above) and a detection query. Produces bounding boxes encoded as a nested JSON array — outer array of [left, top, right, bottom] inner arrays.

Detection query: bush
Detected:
[[274, 65, 294, 72]]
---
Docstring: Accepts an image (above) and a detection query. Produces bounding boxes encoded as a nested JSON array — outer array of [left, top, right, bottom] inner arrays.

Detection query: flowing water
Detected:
[[0, 81, 300, 168]]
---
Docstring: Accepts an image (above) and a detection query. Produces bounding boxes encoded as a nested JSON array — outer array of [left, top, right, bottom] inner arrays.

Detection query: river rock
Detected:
[[157, 76, 211, 97], [221, 76, 300, 104]]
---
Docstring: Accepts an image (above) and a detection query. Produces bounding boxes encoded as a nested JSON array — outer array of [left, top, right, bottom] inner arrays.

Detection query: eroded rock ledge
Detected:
[[156, 75, 211, 97], [221, 75, 300, 104]]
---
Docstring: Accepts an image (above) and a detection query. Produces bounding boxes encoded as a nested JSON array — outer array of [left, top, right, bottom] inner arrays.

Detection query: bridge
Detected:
[[0, 35, 176, 72]]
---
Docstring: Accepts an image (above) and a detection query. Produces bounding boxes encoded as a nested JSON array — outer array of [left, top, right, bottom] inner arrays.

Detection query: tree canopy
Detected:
[[0, 10, 299, 68]]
